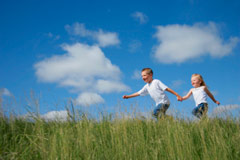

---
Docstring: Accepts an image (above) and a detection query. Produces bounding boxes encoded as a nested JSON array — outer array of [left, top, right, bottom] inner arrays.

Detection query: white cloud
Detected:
[[132, 11, 148, 24], [65, 23, 91, 37], [128, 40, 142, 53], [0, 88, 11, 96], [41, 110, 68, 122], [96, 79, 130, 93], [171, 80, 184, 89], [47, 32, 60, 40], [153, 22, 239, 63], [212, 104, 240, 115], [34, 43, 129, 106], [65, 23, 120, 47], [75, 92, 104, 106], [96, 30, 120, 47], [131, 70, 142, 80]]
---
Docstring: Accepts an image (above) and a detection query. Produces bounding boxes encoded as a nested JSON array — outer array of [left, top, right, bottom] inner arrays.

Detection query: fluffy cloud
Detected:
[[96, 80, 130, 93], [212, 104, 240, 115], [131, 70, 142, 80], [96, 30, 120, 47], [47, 32, 60, 40], [0, 88, 11, 96], [131, 11, 148, 24], [153, 22, 239, 63], [128, 40, 142, 53], [34, 43, 129, 106], [65, 23, 120, 47], [170, 80, 184, 89], [75, 92, 104, 106], [41, 110, 68, 122]]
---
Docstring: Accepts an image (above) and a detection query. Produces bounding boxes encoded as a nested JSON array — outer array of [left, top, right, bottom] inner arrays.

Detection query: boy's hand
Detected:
[[216, 101, 220, 105], [122, 95, 128, 99], [177, 96, 182, 102]]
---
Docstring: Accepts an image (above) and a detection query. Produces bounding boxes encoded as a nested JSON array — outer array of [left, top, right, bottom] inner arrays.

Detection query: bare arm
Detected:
[[182, 89, 192, 101], [165, 88, 182, 101], [204, 87, 220, 105], [122, 92, 140, 99]]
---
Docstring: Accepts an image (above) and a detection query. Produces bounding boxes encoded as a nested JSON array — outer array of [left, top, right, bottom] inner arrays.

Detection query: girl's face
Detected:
[[191, 76, 201, 88], [141, 71, 153, 83]]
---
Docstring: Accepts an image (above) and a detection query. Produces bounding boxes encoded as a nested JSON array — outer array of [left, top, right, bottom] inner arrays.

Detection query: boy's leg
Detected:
[[153, 104, 170, 118]]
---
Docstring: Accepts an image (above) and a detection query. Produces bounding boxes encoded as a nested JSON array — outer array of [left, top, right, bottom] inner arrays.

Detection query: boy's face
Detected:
[[141, 71, 153, 83]]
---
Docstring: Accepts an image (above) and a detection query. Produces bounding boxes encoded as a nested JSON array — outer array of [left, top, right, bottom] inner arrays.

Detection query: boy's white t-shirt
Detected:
[[192, 86, 207, 106], [138, 79, 170, 106]]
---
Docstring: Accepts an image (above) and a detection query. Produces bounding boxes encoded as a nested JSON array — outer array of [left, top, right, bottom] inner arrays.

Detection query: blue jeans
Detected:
[[192, 103, 208, 118], [153, 103, 170, 118]]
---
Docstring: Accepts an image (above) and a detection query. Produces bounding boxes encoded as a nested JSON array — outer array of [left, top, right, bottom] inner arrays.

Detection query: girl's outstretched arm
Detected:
[[203, 86, 220, 105], [182, 89, 192, 101]]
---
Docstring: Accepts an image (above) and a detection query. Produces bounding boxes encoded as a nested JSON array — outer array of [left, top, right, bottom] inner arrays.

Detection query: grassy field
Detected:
[[1, 111, 240, 160]]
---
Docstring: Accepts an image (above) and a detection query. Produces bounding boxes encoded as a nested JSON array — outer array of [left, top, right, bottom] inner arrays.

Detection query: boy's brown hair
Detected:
[[142, 68, 153, 75]]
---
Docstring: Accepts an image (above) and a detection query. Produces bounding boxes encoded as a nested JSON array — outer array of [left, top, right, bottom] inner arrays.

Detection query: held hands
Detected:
[[177, 95, 183, 102]]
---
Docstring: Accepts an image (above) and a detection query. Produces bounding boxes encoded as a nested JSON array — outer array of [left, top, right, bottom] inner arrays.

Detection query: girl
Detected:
[[182, 74, 220, 118]]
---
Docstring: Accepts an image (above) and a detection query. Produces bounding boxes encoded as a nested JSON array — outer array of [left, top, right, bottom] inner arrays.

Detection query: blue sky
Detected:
[[1, 0, 240, 120]]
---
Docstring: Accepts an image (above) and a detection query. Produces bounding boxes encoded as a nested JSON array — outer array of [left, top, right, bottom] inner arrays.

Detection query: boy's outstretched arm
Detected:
[[165, 88, 182, 101], [122, 92, 140, 99]]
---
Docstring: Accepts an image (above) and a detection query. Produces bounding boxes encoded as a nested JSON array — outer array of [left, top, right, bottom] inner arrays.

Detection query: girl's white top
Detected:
[[138, 79, 170, 105], [192, 86, 207, 106]]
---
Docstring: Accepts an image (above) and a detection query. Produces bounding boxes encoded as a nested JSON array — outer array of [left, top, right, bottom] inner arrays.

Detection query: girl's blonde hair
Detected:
[[192, 73, 206, 86]]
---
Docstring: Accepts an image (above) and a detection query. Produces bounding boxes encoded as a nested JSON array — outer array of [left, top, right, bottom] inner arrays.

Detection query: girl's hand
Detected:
[[177, 96, 182, 102], [216, 101, 220, 105]]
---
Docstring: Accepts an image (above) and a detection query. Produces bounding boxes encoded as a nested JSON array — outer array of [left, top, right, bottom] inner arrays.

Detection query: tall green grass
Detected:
[[1, 112, 240, 160]]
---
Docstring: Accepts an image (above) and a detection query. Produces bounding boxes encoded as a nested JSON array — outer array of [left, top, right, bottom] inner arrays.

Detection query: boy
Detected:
[[123, 68, 182, 118]]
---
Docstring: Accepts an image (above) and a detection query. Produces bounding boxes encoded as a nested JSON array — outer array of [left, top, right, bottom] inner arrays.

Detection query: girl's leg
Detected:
[[192, 103, 208, 118], [192, 107, 201, 118], [201, 103, 208, 117]]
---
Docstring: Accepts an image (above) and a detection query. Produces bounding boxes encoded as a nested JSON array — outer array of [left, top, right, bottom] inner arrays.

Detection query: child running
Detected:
[[181, 73, 220, 118], [122, 68, 182, 118]]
